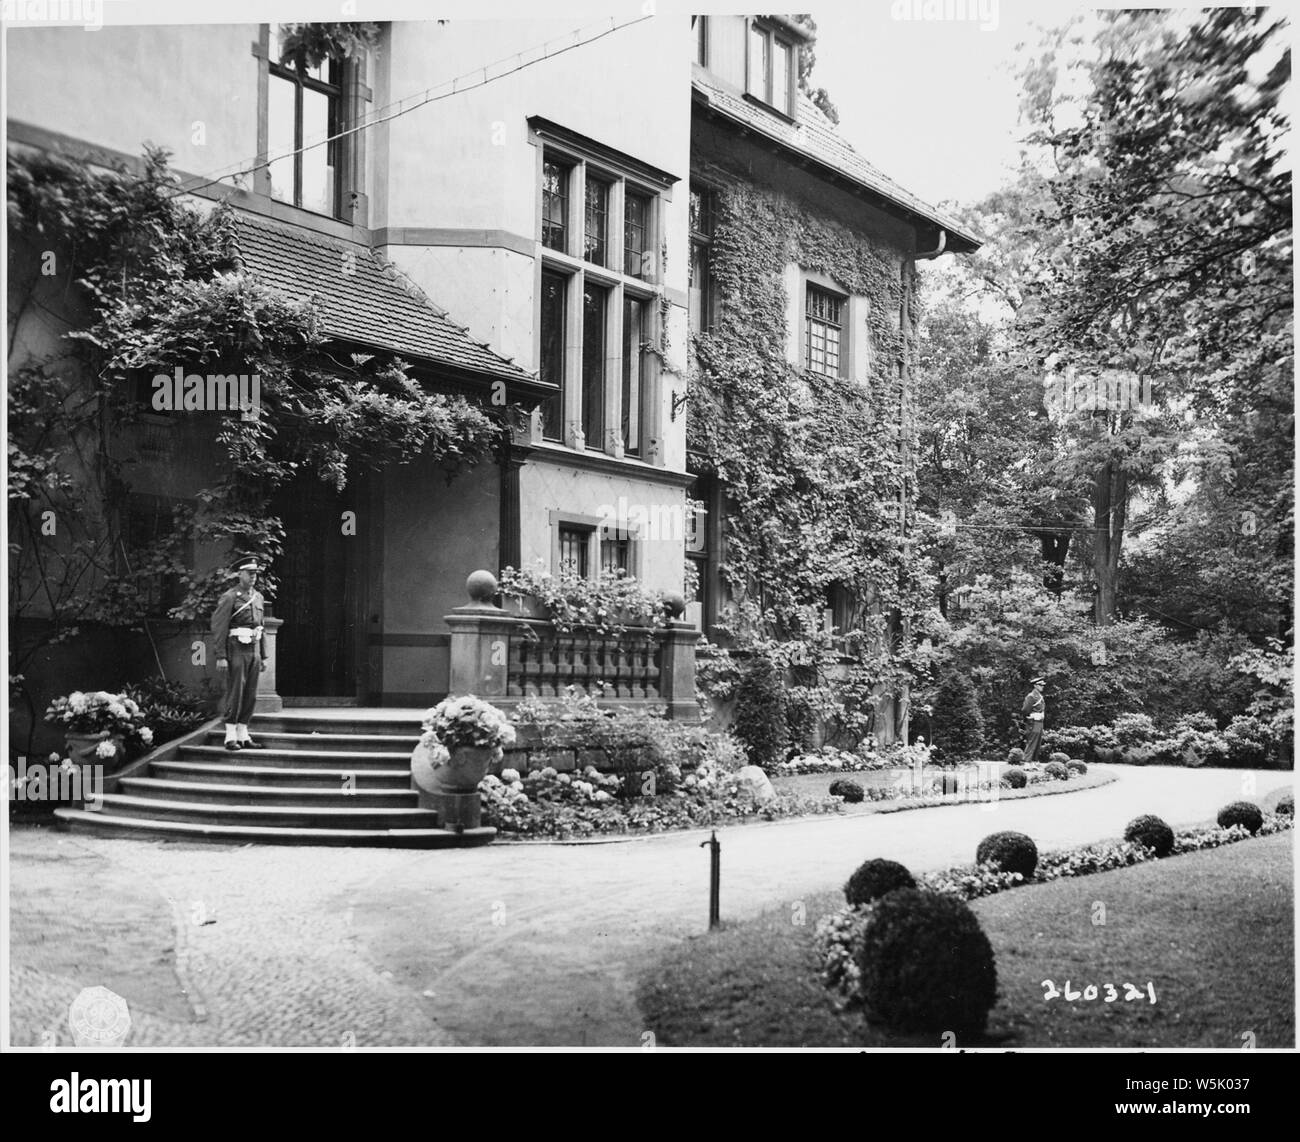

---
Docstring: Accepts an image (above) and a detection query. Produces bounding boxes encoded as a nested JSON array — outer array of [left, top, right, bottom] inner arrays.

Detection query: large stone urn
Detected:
[[410, 738, 497, 830]]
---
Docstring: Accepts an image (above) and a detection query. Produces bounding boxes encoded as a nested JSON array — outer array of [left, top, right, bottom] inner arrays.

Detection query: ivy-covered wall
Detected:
[[687, 117, 931, 746]]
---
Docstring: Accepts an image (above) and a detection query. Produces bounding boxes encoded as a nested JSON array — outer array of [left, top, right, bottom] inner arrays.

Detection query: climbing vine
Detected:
[[7, 146, 503, 683], [687, 180, 936, 741]]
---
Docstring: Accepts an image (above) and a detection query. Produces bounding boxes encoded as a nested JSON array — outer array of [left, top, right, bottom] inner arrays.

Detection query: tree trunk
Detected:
[[1092, 460, 1128, 625]]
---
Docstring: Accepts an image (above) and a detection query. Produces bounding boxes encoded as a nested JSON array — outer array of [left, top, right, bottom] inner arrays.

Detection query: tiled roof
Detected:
[[692, 69, 982, 253], [230, 212, 539, 385]]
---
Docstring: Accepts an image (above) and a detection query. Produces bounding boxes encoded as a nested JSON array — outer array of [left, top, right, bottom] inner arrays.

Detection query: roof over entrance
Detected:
[[230, 212, 552, 394]]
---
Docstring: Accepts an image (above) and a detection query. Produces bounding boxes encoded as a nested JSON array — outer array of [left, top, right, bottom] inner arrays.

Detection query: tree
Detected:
[[790, 14, 840, 124], [930, 672, 985, 759]]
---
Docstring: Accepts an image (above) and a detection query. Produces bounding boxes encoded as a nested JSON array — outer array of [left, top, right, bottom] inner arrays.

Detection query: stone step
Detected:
[[53, 808, 494, 848], [93, 792, 440, 831], [179, 744, 412, 767], [119, 777, 418, 808], [151, 761, 410, 788], [250, 713, 422, 737], [201, 730, 419, 753]]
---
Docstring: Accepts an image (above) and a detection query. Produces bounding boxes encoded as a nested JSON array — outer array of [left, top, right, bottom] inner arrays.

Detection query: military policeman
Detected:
[[1021, 675, 1046, 763], [210, 553, 268, 751]]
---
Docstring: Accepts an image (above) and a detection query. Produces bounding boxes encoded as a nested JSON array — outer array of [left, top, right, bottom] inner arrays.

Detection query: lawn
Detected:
[[635, 831, 1293, 1048]]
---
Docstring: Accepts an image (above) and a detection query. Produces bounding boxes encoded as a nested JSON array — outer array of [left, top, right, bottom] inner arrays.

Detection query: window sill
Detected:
[[741, 92, 798, 126]]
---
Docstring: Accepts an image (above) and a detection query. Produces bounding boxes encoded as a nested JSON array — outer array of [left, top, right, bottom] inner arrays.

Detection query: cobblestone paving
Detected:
[[8, 829, 455, 1047]]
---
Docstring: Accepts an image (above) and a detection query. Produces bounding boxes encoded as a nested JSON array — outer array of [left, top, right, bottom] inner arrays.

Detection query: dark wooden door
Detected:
[[270, 476, 364, 698]]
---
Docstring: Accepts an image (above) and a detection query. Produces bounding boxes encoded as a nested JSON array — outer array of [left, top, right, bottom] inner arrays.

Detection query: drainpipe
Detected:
[[916, 228, 947, 261]]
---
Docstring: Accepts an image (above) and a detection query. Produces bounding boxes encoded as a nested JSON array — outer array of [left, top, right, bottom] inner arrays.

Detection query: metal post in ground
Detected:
[[700, 829, 720, 929]]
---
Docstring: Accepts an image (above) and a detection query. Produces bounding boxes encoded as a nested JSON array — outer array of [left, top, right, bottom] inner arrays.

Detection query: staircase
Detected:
[[53, 710, 495, 848]]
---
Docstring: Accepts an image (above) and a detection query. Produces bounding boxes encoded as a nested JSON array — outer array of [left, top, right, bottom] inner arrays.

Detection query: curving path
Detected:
[[7, 766, 1292, 1047]]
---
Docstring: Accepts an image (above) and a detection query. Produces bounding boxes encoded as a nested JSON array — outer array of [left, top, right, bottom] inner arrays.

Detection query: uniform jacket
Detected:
[[1022, 689, 1045, 717], [210, 586, 266, 660]]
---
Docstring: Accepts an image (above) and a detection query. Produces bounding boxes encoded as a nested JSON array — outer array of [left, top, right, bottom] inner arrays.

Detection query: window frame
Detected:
[[259, 24, 360, 220], [550, 510, 641, 582], [744, 18, 796, 118], [805, 282, 847, 378], [689, 182, 719, 335], [533, 127, 672, 460]]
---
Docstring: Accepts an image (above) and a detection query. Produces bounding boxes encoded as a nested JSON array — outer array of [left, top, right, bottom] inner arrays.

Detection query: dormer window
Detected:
[[746, 20, 795, 118]]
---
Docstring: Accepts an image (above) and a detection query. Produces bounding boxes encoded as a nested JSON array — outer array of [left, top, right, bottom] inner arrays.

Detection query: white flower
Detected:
[[48, 752, 60, 763], [501, 768, 521, 784], [95, 740, 117, 759], [138, 727, 154, 744], [510, 780, 524, 791], [594, 790, 613, 803], [539, 766, 558, 779]]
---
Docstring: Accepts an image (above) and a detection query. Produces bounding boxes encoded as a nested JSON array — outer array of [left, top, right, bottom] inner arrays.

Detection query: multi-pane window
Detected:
[[746, 21, 795, 116], [558, 526, 591, 578], [622, 296, 645, 455], [268, 43, 343, 216], [806, 284, 845, 376], [539, 270, 567, 441], [542, 159, 570, 253], [624, 192, 650, 279], [581, 284, 608, 448], [689, 184, 716, 334], [537, 137, 665, 457], [584, 177, 609, 266]]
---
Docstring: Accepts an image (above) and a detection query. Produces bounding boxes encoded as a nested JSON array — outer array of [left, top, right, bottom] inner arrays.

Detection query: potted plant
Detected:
[[44, 691, 154, 771], [411, 695, 517, 807]]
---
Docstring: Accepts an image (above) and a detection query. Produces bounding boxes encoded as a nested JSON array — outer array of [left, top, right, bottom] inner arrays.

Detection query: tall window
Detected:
[[584, 177, 609, 266], [600, 533, 631, 574], [746, 20, 795, 116], [542, 159, 570, 252], [806, 284, 845, 376], [622, 296, 646, 455], [581, 285, 608, 447], [535, 129, 671, 458], [268, 27, 344, 216], [539, 270, 567, 441], [689, 184, 716, 334], [624, 192, 650, 279]]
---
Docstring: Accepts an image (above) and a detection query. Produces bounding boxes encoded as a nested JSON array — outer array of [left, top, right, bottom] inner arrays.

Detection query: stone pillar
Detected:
[[255, 616, 284, 713], [657, 593, 700, 723], [445, 571, 517, 700]]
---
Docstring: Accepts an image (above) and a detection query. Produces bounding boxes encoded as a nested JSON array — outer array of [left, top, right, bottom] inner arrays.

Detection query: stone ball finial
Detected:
[[662, 591, 686, 619], [466, 569, 498, 603]]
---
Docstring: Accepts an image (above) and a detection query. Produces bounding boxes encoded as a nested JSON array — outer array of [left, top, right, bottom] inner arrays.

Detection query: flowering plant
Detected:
[[420, 695, 516, 753], [498, 562, 672, 634], [45, 691, 150, 741]]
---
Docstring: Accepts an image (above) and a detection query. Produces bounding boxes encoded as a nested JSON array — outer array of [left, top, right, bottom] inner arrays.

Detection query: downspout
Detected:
[[916, 228, 947, 261]]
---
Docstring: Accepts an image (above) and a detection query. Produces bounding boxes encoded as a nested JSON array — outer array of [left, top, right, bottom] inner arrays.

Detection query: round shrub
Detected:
[[976, 831, 1038, 878], [1124, 814, 1174, 857], [854, 889, 998, 1035], [1047, 751, 1071, 767], [1067, 759, 1087, 775], [1006, 747, 1024, 765], [1217, 801, 1264, 834], [1043, 761, 1069, 780], [829, 778, 865, 804], [1001, 766, 1027, 789], [1273, 791, 1294, 817], [844, 858, 916, 907]]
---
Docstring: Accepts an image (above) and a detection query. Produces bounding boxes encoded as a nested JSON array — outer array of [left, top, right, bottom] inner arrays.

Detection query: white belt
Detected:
[[230, 626, 263, 644], [1028, 712, 1044, 721]]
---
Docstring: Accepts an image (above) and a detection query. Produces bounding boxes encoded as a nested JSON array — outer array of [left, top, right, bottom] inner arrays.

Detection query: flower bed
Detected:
[[813, 811, 1294, 1002], [479, 762, 839, 839]]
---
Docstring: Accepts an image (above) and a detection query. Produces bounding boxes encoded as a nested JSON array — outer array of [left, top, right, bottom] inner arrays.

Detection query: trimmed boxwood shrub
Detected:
[[1005, 748, 1024, 765], [1217, 801, 1264, 834], [1066, 759, 1087, 775], [1043, 761, 1069, 780], [1047, 751, 1071, 767], [732, 655, 789, 769], [854, 889, 998, 1035], [976, 831, 1038, 878], [1275, 792, 1294, 817], [1124, 814, 1175, 857], [1001, 766, 1027, 789], [829, 778, 865, 804], [844, 858, 916, 907]]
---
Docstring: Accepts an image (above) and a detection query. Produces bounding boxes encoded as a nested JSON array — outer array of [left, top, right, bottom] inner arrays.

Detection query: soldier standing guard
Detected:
[[1021, 676, 1046, 763], [210, 553, 269, 751]]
